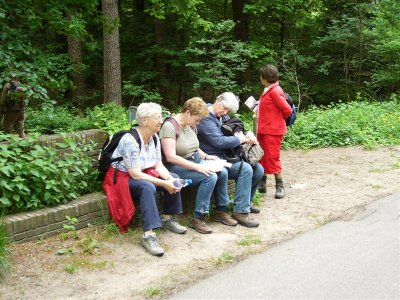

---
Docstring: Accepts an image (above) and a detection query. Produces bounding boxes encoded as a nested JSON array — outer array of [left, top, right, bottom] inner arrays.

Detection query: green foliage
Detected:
[[0, 219, 11, 279], [0, 134, 97, 214], [122, 82, 163, 104], [25, 102, 129, 134], [86, 103, 129, 133], [185, 20, 251, 97], [25, 105, 92, 134], [283, 98, 400, 149], [238, 234, 262, 246], [367, 0, 400, 92]]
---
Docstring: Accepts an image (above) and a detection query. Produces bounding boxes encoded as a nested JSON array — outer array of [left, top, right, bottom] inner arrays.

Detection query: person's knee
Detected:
[[130, 180, 157, 196], [218, 168, 229, 180], [170, 172, 179, 179], [205, 173, 218, 185], [241, 162, 253, 177]]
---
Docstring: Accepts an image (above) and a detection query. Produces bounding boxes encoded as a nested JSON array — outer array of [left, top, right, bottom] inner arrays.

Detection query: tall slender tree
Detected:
[[102, 0, 122, 104]]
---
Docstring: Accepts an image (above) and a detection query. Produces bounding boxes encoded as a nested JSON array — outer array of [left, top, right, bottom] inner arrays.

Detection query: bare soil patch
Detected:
[[1, 145, 399, 299]]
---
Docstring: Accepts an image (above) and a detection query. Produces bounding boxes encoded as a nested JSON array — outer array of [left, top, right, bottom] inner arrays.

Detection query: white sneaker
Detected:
[[141, 233, 164, 256], [162, 216, 187, 234]]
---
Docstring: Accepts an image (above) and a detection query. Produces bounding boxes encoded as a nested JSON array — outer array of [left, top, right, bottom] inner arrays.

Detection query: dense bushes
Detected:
[[25, 103, 129, 134], [0, 134, 98, 214], [283, 97, 400, 149]]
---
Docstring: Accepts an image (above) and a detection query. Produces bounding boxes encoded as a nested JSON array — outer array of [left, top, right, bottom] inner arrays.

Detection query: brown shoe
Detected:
[[189, 218, 212, 234], [233, 213, 259, 228], [213, 211, 238, 226]]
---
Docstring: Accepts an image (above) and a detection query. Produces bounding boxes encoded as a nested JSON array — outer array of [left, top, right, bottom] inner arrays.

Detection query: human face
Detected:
[[188, 114, 203, 126], [145, 113, 164, 133], [213, 100, 230, 117]]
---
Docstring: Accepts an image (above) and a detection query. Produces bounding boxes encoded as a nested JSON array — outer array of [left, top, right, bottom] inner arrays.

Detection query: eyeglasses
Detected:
[[150, 115, 164, 122]]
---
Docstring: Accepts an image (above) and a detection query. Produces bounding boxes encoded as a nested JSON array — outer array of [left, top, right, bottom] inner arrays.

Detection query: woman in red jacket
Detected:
[[257, 64, 292, 198]]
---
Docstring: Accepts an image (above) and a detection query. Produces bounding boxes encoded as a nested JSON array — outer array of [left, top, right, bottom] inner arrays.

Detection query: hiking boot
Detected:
[[141, 233, 164, 256], [189, 218, 212, 234], [162, 216, 187, 234], [213, 211, 237, 226], [275, 180, 285, 199], [233, 213, 259, 228], [250, 206, 260, 214], [258, 177, 267, 194]]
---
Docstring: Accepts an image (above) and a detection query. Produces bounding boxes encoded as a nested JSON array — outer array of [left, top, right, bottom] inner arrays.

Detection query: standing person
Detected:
[[106, 102, 187, 257], [0, 79, 27, 138], [160, 97, 237, 234], [197, 92, 264, 228], [257, 64, 292, 198]]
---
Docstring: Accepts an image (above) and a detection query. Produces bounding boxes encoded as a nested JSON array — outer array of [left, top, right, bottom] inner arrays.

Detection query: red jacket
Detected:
[[257, 81, 292, 135], [102, 167, 135, 233]]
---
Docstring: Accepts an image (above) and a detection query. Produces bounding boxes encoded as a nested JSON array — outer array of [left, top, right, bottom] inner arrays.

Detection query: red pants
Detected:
[[257, 134, 283, 175]]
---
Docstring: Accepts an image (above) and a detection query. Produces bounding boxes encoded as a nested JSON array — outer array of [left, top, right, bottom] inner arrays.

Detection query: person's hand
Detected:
[[246, 132, 258, 145], [162, 179, 181, 194], [195, 164, 215, 176]]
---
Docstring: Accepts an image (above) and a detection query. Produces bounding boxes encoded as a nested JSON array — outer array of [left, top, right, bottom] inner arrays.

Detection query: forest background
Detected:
[[0, 0, 399, 215], [1, 0, 399, 111]]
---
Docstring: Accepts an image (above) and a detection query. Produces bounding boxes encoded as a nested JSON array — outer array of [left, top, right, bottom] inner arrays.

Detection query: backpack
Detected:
[[97, 127, 157, 182], [221, 116, 264, 166], [284, 93, 297, 126]]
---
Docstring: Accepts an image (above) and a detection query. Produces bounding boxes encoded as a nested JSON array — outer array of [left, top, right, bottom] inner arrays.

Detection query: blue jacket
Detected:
[[197, 108, 241, 158]]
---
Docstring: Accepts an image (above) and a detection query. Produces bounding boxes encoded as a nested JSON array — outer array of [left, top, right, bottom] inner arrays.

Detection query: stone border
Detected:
[[5, 192, 108, 243]]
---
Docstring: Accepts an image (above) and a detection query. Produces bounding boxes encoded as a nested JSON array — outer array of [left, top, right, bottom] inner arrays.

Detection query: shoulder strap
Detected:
[[129, 128, 158, 152], [163, 117, 180, 139]]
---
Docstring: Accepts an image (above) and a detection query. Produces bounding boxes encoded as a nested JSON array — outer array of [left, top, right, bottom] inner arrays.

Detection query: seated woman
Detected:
[[109, 102, 187, 257], [160, 97, 237, 234], [197, 92, 264, 228]]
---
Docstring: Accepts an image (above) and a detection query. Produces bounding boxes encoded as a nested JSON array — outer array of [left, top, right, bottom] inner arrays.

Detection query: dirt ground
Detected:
[[1, 145, 399, 300]]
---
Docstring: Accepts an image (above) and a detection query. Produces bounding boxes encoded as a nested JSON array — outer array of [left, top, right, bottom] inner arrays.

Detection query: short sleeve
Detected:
[[159, 121, 177, 140]]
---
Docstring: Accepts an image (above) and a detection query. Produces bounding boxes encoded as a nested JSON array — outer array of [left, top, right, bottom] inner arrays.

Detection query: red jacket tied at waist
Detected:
[[102, 167, 135, 233]]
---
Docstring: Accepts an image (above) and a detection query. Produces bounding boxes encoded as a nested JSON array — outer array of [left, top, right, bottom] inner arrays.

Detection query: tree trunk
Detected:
[[102, 0, 121, 104], [66, 14, 85, 107]]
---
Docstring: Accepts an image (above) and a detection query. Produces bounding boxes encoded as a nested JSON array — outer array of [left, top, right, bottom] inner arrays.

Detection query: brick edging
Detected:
[[5, 192, 108, 243]]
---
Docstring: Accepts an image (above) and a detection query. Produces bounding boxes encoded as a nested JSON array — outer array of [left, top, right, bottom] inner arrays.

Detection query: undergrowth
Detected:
[[283, 98, 400, 149]]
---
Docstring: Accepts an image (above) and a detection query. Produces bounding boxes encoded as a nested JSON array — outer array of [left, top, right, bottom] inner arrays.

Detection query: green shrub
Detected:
[[26, 103, 129, 135], [0, 134, 98, 214], [0, 219, 11, 279], [25, 105, 93, 134], [86, 102, 129, 133], [283, 99, 400, 149]]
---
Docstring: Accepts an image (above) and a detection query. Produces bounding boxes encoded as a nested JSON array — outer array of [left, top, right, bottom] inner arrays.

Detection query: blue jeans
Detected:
[[168, 164, 218, 215], [227, 161, 264, 213], [129, 173, 182, 232]]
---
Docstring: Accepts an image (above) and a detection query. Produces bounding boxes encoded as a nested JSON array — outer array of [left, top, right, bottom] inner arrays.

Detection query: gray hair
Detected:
[[216, 92, 240, 113], [136, 102, 162, 125]]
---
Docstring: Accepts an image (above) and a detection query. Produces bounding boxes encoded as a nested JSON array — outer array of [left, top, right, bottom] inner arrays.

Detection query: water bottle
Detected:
[[173, 178, 192, 188]]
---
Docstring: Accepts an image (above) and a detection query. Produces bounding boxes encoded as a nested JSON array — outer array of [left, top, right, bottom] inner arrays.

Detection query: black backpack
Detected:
[[284, 93, 297, 126], [98, 127, 157, 182]]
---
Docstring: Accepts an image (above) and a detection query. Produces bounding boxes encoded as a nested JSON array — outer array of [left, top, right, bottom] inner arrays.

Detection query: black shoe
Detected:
[[258, 179, 266, 194], [250, 206, 260, 214]]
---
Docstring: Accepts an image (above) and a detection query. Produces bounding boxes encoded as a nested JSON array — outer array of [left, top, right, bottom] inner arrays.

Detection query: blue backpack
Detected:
[[284, 93, 297, 127]]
